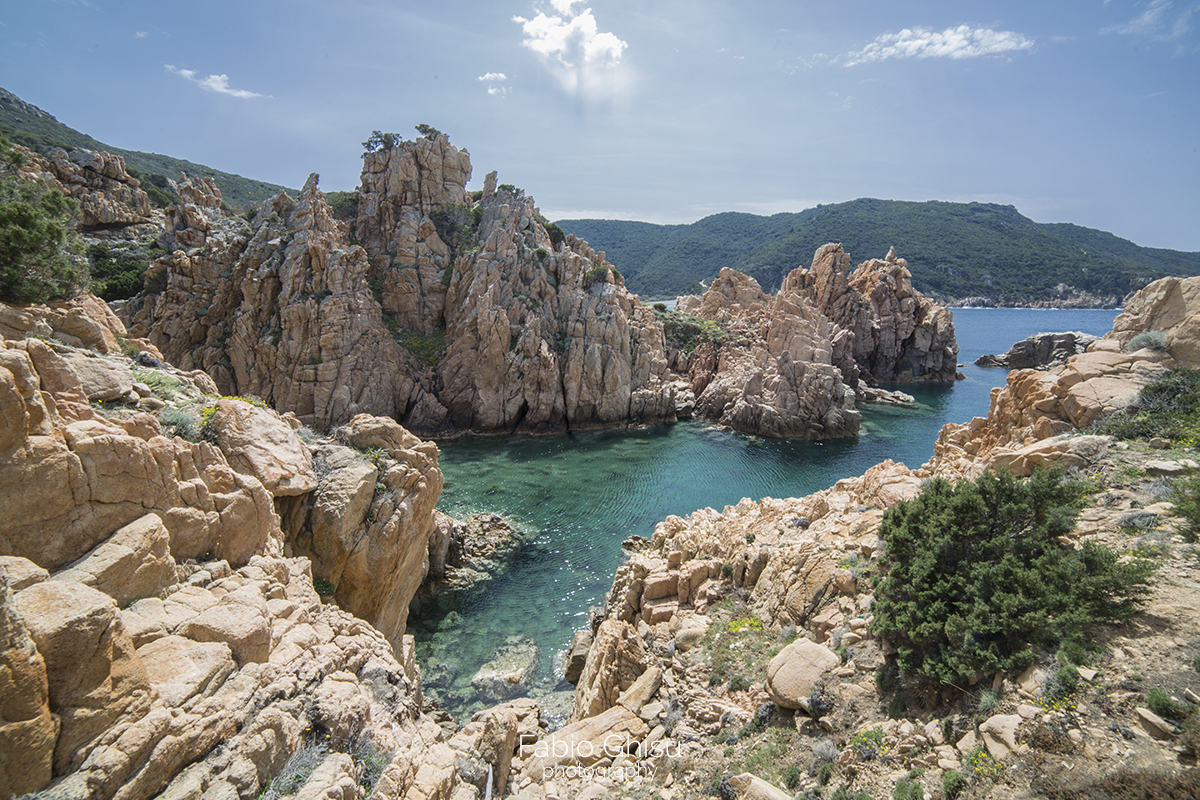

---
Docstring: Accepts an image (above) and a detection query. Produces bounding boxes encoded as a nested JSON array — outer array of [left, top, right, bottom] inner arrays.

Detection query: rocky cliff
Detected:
[[0, 303, 488, 799], [791, 244, 959, 384], [16, 145, 153, 228], [121, 136, 677, 435], [680, 268, 860, 438]]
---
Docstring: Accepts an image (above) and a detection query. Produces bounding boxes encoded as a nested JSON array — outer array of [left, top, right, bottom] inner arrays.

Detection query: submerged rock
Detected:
[[471, 635, 542, 703]]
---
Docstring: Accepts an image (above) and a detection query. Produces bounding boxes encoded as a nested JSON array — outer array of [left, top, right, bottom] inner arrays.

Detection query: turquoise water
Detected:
[[411, 308, 1120, 719]]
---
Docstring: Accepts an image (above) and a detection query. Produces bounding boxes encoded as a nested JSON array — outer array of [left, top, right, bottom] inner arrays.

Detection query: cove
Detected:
[[410, 308, 1121, 720]]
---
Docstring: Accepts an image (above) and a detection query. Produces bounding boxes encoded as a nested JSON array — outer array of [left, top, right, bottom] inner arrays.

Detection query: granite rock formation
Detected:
[[792, 244, 959, 383], [975, 331, 1099, 369], [0, 300, 478, 799], [15, 145, 152, 227], [680, 268, 860, 438], [122, 136, 676, 434]]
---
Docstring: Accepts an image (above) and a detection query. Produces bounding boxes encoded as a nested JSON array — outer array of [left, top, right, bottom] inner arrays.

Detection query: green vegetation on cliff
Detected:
[[560, 199, 1200, 305], [1, 88, 293, 210]]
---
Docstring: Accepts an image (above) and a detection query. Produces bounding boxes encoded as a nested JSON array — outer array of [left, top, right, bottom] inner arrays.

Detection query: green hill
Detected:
[[559, 199, 1200, 306], [1, 88, 293, 211]]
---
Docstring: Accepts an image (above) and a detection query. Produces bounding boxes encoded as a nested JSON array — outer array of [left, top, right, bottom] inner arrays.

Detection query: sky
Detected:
[[2, 0, 1198, 252]]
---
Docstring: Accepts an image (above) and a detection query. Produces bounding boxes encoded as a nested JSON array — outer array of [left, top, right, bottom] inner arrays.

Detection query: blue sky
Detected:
[[2, 0, 1198, 251]]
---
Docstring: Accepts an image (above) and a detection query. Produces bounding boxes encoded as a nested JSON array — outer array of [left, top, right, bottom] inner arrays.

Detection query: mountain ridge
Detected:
[[559, 199, 1200, 306]]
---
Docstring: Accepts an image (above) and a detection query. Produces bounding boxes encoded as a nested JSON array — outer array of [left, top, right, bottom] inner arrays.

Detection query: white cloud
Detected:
[[513, 2, 629, 98], [135, 31, 148, 39], [478, 72, 511, 97], [844, 24, 1034, 66], [164, 65, 266, 99], [1102, 0, 1194, 42]]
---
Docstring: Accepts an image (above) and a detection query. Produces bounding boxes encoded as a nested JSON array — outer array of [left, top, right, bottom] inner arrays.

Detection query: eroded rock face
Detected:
[[17, 146, 152, 227], [1111, 275, 1200, 367], [286, 414, 443, 650], [686, 268, 860, 438], [793, 244, 959, 383], [0, 339, 280, 571], [129, 174, 429, 431], [121, 137, 677, 435], [0, 567, 56, 797]]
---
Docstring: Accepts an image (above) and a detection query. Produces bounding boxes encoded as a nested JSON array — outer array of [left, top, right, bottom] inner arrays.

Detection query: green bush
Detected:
[[893, 778, 923, 800], [1170, 471, 1200, 543], [1126, 330, 1169, 352], [816, 761, 832, 786], [0, 138, 87, 304], [87, 243, 148, 301], [1092, 368, 1200, 444], [871, 469, 1156, 688], [784, 764, 804, 789], [943, 770, 968, 800], [1146, 688, 1191, 720]]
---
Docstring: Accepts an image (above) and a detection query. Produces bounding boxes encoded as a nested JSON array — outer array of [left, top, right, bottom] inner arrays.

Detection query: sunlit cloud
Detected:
[[135, 31, 148, 39], [513, 2, 629, 98], [164, 65, 267, 99], [844, 25, 1034, 66], [478, 72, 511, 97]]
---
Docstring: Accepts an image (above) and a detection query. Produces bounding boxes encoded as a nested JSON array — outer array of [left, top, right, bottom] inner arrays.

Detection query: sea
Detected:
[[409, 307, 1121, 719]]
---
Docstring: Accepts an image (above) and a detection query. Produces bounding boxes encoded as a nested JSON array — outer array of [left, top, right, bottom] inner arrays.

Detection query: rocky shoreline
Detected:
[[1, 138, 1199, 800]]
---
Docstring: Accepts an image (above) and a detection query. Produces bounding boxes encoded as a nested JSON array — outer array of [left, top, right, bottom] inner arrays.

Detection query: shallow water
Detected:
[[410, 308, 1120, 719]]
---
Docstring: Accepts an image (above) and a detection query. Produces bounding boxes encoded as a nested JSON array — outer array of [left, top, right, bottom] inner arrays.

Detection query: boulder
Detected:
[[975, 331, 1098, 369], [764, 638, 841, 711], [979, 713, 1024, 758], [12, 580, 151, 774], [60, 351, 134, 402], [206, 398, 317, 496], [520, 705, 648, 777], [52, 513, 176, 608], [728, 773, 794, 800], [0, 567, 56, 797], [136, 635, 235, 707]]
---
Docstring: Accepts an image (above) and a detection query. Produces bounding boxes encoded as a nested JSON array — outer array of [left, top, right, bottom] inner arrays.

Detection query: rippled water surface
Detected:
[[411, 308, 1120, 718]]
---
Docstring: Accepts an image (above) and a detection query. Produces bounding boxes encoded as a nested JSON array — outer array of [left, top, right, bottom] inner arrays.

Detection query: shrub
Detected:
[[1092, 368, 1200, 444], [1040, 666, 1079, 711], [978, 688, 1000, 714], [893, 778, 923, 800], [729, 674, 751, 692], [1146, 688, 1191, 720], [1126, 330, 1169, 352], [88, 243, 147, 300], [721, 562, 734, 579], [871, 469, 1155, 688], [850, 727, 887, 761], [0, 138, 87, 303], [259, 742, 328, 799], [1170, 471, 1200, 543], [159, 406, 201, 441], [784, 764, 804, 789], [816, 760, 832, 786], [943, 770, 968, 800]]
